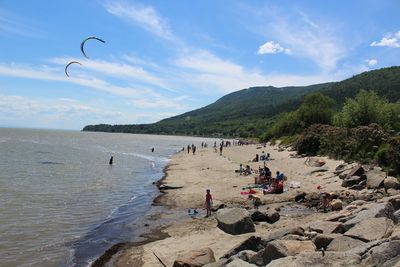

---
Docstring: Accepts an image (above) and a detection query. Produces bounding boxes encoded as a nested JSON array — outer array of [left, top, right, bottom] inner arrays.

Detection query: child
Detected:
[[205, 189, 213, 217]]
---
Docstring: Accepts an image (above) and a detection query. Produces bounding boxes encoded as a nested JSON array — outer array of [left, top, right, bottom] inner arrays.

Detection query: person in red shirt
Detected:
[[205, 189, 213, 217]]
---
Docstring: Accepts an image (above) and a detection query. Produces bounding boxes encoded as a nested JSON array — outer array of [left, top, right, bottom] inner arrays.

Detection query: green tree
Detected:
[[297, 92, 336, 127]]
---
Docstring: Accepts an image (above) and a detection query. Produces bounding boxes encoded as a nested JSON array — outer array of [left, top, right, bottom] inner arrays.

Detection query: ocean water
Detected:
[[0, 128, 215, 267]]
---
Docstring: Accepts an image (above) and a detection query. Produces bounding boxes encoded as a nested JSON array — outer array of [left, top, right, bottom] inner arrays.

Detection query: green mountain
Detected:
[[83, 66, 400, 138]]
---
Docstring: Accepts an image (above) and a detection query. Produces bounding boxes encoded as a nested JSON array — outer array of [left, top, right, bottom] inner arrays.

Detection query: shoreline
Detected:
[[93, 143, 400, 266], [91, 159, 180, 267]]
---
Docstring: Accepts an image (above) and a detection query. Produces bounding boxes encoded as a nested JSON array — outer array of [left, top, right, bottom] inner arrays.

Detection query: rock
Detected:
[[250, 211, 268, 222], [278, 240, 316, 255], [385, 176, 400, 190], [159, 185, 183, 190], [265, 227, 305, 241], [203, 259, 228, 267], [225, 258, 257, 267], [326, 235, 365, 251], [266, 210, 280, 223], [362, 240, 400, 266], [308, 221, 343, 234], [339, 169, 352, 179], [393, 210, 400, 224], [307, 158, 326, 167], [390, 225, 400, 240], [266, 251, 361, 267], [216, 208, 255, 235], [228, 250, 257, 262], [342, 175, 363, 187], [389, 196, 400, 211], [342, 202, 395, 231], [249, 240, 289, 266], [349, 239, 390, 256], [172, 248, 216, 267], [312, 234, 341, 249], [280, 234, 308, 241], [345, 217, 394, 242], [351, 200, 367, 206], [221, 236, 264, 259], [331, 199, 343, 211], [294, 192, 307, 202], [346, 165, 365, 178], [387, 189, 400, 196], [366, 168, 386, 189]]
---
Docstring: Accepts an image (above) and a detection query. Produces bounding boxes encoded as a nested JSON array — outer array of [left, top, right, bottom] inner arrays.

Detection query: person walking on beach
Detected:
[[193, 145, 196, 155], [187, 145, 190, 154], [205, 189, 213, 217], [109, 156, 113, 165], [219, 142, 223, 156]]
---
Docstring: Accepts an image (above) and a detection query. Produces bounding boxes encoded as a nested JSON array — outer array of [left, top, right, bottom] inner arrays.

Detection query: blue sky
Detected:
[[0, 0, 399, 130]]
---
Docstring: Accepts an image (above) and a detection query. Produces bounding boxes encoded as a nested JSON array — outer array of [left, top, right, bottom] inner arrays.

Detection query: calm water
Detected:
[[0, 128, 215, 267]]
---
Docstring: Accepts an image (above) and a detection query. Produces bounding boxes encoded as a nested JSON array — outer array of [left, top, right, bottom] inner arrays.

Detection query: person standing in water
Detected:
[[205, 189, 213, 217], [109, 156, 113, 165], [151, 147, 154, 152]]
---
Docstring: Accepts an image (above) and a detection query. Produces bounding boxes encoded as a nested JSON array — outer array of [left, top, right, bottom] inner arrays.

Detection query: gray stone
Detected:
[[203, 259, 228, 267], [265, 227, 305, 241], [342, 175, 363, 187], [346, 165, 365, 179], [172, 248, 216, 267], [250, 211, 268, 222], [266, 252, 361, 267], [266, 210, 280, 224], [331, 199, 343, 211], [349, 239, 390, 256], [326, 235, 365, 251], [342, 202, 395, 231], [309, 221, 343, 234], [225, 258, 257, 267], [249, 240, 289, 266], [228, 250, 257, 262], [366, 168, 386, 189], [216, 208, 255, 235], [385, 176, 400, 190], [312, 234, 341, 249], [345, 217, 394, 242], [280, 234, 308, 241], [394, 210, 400, 224], [221, 236, 263, 259], [362, 240, 400, 266]]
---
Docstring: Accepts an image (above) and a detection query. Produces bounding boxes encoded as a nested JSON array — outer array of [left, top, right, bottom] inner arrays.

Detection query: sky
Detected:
[[0, 0, 399, 130]]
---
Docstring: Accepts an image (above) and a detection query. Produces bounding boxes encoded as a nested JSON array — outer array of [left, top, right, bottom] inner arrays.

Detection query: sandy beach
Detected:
[[105, 142, 351, 266]]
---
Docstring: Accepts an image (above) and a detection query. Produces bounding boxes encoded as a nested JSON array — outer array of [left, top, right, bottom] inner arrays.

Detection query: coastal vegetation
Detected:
[[84, 66, 400, 173]]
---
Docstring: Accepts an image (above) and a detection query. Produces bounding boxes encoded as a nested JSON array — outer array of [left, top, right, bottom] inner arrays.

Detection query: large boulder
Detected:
[[250, 211, 268, 222], [265, 227, 305, 241], [366, 168, 386, 189], [345, 217, 394, 242], [266, 210, 280, 223], [308, 221, 343, 234], [172, 248, 216, 267], [221, 236, 264, 259], [342, 202, 395, 231], [216, 208, 255, 235], [249, 240, 289, 266], [385, 177, 400, 190], [228, 250, 257, 262], [266, 251, 361, 267], [249, 240, 315, 266], [345, 165, 364, 179], [326, 235, 365, 251], [362, 240, 400, 266]]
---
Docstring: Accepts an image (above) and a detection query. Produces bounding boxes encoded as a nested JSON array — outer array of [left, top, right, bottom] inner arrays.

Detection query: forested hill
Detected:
[[83, 66, 400, 137], [83, 83, 331, 137]]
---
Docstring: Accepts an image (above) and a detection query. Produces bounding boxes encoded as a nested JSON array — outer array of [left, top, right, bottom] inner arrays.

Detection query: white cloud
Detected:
[[49, 57, 170, 90], [365, 59, 378, 66], [105, 1, 176, 42], [0, 63, 157, 98], [258, 41, 291, 55], [0, 8, 42, 37], [131, 95, 189, 109], [371, 31, 400, 48]]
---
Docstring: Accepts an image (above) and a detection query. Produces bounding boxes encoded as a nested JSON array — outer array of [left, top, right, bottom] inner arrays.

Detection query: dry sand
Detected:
[[112, 143, 347, 266]]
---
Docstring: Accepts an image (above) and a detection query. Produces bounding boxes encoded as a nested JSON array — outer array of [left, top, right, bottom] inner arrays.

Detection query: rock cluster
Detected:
[[174, 194, 400, 267]]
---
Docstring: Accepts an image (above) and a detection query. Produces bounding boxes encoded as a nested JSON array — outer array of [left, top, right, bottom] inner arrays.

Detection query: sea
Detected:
[[0, 128, 217, 267]]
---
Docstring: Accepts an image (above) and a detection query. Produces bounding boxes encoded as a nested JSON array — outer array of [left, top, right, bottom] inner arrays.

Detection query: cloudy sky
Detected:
[[0, 0, 399, 129]]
